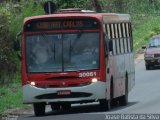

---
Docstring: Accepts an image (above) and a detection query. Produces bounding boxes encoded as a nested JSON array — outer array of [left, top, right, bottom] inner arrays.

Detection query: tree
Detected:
[[0, 8, 16, 84], [91, 0, 102, 12], [115, 0, 124, 12]]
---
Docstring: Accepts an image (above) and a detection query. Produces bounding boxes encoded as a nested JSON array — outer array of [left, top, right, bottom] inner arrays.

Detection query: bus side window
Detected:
[[105, 24, 113, 54], [109, 40, 113, 52]]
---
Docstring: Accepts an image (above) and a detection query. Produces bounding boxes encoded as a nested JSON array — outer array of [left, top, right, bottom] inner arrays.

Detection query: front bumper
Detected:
[[145, 58, 160, 66], [23, 81, 106, 104]]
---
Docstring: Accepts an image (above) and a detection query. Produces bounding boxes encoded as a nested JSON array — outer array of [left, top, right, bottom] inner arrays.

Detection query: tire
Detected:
[[119, 76, 128, 106], [99, 99, 111, 111], [99, 80, 112, 111], [51, 104, 61, 111], [33, 103, 45, 116], [145, 64, 150, 70], [61, 103, 71, 110], [111, 99, 118, 106]]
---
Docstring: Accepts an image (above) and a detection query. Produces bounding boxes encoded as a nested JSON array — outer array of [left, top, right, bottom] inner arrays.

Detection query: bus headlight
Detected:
[[91, 78, 98, 83], [30, 81, 36, 86]]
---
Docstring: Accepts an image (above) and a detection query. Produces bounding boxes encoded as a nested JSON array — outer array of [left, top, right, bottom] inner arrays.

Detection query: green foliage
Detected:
[[0, 7, 17, 84], [10, 1, 44, 36], [0, 74, 25, 115], [39, 0, 89, 9], [101, 0, 160, 14], [152, 26, 160, 35], [133, 16, 160, 53]]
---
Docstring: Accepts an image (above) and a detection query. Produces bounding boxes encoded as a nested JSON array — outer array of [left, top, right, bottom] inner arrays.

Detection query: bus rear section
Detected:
[[22, 14, 108, 116], [102, 13, 135, 106]]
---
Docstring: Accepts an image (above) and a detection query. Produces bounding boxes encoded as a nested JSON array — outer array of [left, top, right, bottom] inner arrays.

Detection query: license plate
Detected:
[[57, 90, 71, 95]]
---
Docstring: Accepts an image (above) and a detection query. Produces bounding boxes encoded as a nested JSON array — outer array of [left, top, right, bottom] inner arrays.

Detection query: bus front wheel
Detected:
[[51, 103, 61, 111], [61, 103, 71, 110], [145, 64, 150, 70], [33, 103, 45, 116], [99, 99, 111, 111]]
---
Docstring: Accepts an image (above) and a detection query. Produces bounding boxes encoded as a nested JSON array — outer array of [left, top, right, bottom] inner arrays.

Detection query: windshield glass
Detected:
[[26, 32, 100, 72], [149, 37, 160, 48]]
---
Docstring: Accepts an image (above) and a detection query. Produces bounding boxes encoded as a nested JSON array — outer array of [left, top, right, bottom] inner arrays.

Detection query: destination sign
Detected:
[[24, 19, 100, 32], [36, 20, 83, 29]]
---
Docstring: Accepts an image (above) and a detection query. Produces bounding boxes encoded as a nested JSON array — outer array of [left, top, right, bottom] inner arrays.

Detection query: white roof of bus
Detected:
[[102, 13, 131, 23], [24, 13, 131, 24]]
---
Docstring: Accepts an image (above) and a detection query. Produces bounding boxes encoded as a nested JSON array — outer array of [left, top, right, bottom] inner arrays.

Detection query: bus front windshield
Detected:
[[26, 32, 100, 72]]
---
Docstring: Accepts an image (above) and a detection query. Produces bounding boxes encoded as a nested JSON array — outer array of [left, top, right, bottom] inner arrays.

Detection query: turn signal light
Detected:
[[91, 78, 98, 83], [30, 81, 36, 86]]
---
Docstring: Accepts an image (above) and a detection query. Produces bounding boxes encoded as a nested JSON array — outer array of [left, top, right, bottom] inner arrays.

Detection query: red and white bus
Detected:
[[16, 8, 135, 116]]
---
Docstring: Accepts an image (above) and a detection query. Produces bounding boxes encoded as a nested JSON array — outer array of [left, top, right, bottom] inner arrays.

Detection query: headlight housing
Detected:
[[144, 54, 154, 58], [91, 78, 98, 83]]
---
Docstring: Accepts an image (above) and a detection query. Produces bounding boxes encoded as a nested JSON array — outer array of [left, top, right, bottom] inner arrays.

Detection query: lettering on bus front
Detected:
[[63, 21, 83, 28], [36, 21, 84, 29], [24, 19, 100, 31], [79, 72, 97, 77]]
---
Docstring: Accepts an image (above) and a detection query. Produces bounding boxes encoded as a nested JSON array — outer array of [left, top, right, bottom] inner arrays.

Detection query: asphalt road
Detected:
[[17, 58, 160, 120]]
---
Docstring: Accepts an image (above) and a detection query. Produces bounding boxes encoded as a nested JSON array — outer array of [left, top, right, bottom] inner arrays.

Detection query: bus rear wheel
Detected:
[[99, 79, 113, 111], [119, 77, 128, 106], [33, 103, 45, 116]]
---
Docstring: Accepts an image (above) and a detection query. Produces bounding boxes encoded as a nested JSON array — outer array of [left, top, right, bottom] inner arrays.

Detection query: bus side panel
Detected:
[[128, 53, 135, 92], [105, 55, 113, 100], [108, 54, 125, 98], [110, 55, 116, 98], [124, 52, 135, 93], [124, 53, 131, 93], [114, 55, 126, 98]]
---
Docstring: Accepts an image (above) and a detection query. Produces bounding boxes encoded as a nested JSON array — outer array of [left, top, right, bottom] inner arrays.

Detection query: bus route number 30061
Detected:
[[79, 72, 97, 77]]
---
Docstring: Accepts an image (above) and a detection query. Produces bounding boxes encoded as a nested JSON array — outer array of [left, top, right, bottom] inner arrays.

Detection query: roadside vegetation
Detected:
[[133, 15, 160, 52], [0, 0, 160, 116], [0, 74, 24, 114]]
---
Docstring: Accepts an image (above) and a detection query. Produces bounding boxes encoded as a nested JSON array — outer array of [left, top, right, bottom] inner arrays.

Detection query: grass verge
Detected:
[[133, 15, 160, 54], [0, 73, 30, 116]]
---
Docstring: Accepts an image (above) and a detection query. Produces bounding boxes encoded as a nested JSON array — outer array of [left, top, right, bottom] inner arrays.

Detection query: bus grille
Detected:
[[35, 92, 92, 99], [35, 82, 91, 88]]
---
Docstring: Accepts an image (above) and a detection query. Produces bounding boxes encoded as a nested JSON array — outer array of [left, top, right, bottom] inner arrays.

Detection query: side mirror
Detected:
[[14, 32, 22, 60], [14, 39, 22, 60], [109, 40, 113, 52], [17, 53, 22, 60], [14, 31, 22, 51], [14, 39, 20, 51]]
